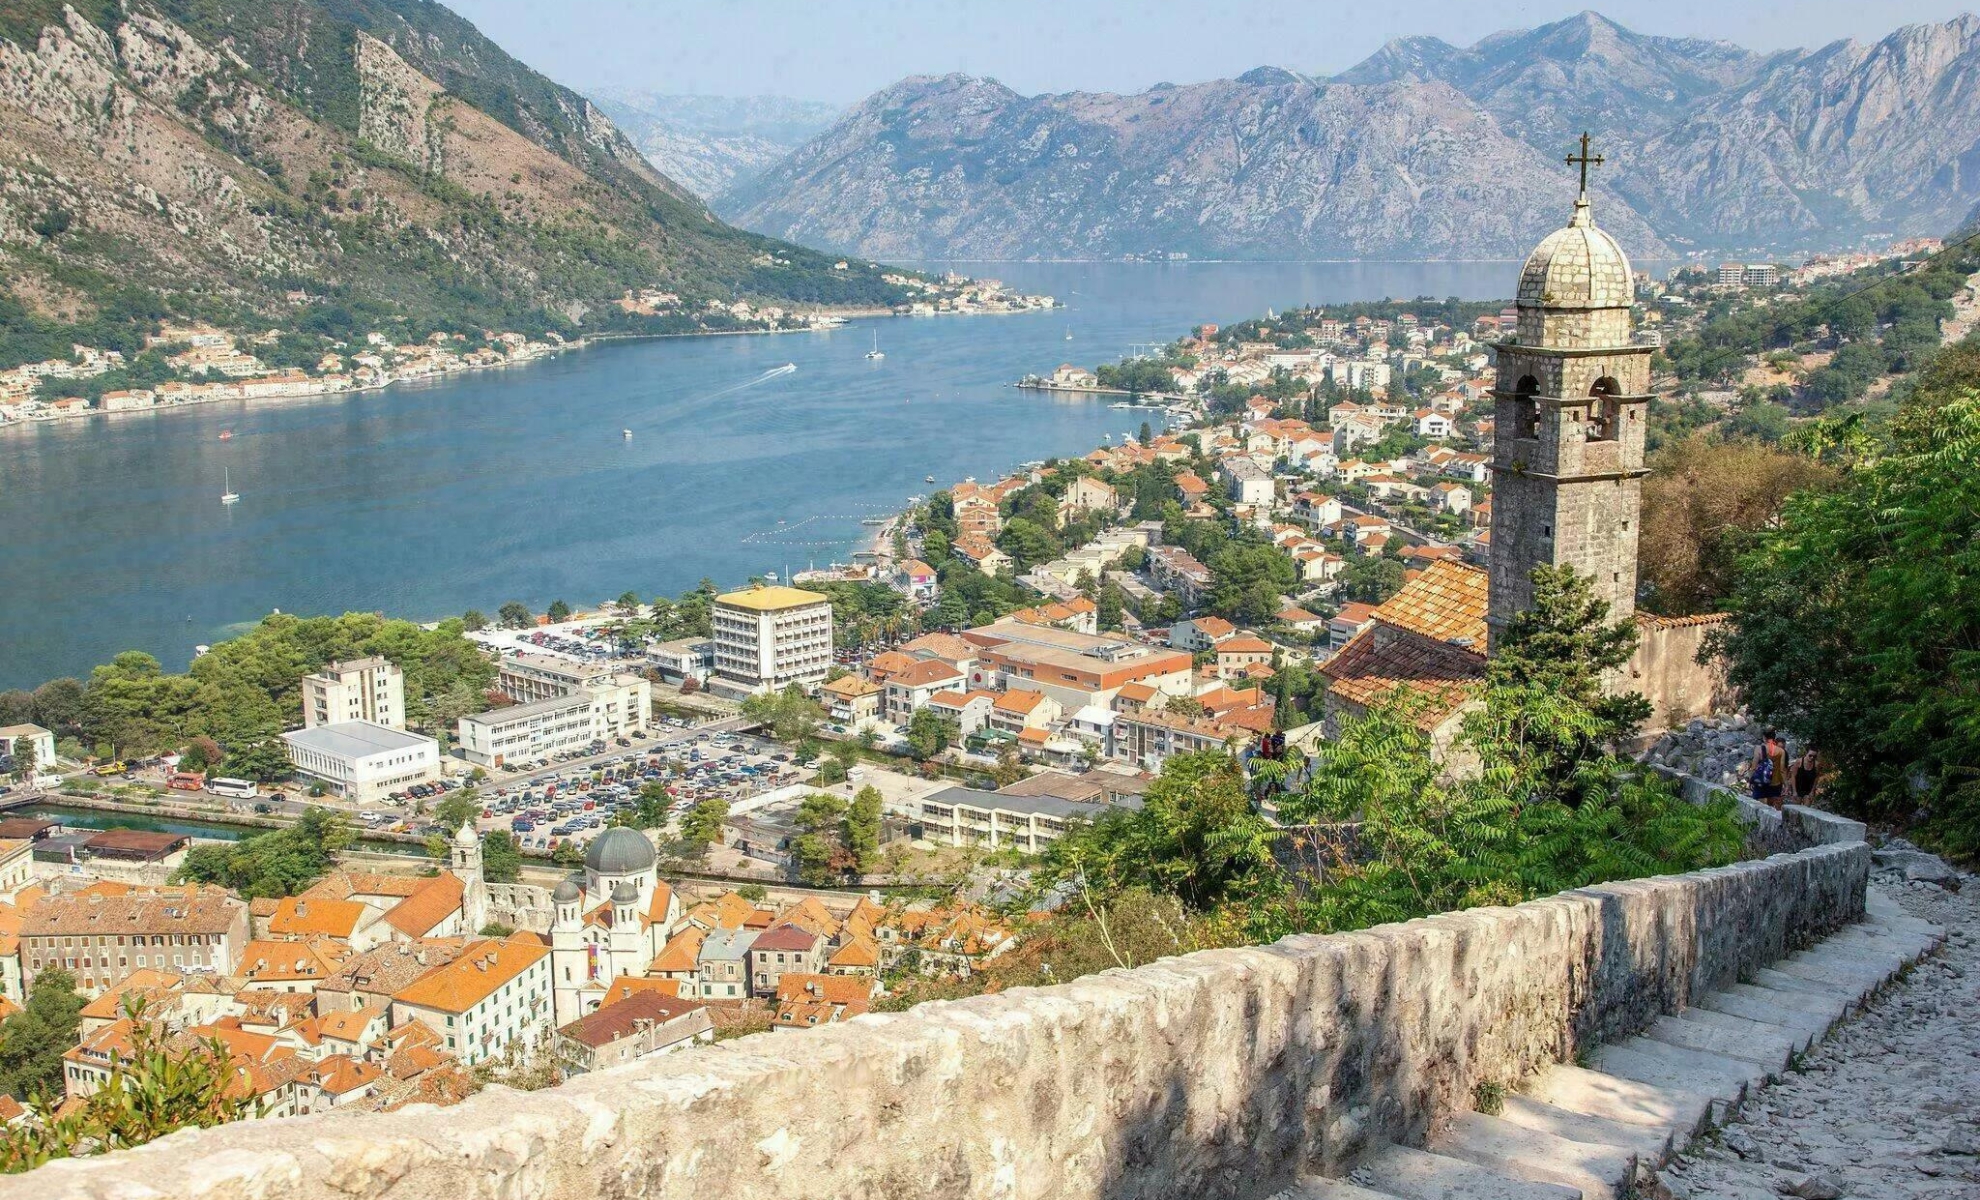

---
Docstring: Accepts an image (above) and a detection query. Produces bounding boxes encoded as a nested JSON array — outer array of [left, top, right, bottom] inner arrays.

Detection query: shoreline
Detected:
[[0, 302, 1053, 433]]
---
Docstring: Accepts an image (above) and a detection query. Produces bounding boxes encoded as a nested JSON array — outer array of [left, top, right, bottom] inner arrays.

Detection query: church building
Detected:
[[547, 828, 681, 1025], [1322, 139, 1729, 736]]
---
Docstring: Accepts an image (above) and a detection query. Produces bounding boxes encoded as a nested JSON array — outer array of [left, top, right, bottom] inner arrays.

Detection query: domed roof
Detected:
[[585, 827, 657, 875], [552, 878, 582, 903], [454, 821, 479, 846], [1517, 197, 1633, 311], [611, 880, 639, 903]]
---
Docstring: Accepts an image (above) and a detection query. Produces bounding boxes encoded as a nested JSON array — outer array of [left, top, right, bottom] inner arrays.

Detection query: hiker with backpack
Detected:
[[1749, 729, 1789, 810]]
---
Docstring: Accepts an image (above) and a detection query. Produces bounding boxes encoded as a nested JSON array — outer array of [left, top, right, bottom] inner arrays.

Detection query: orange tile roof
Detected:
[[599, 976, 683, 1006], [392, 937, 548, 1014], [647, 927, 706, 974], [238, 938, 352, 983], [994, 690, 1047, 714], [268, 896, 369, 939], [1319, 627, 1485, 727], [1370, 559, 1489, 650], [774, 973, 874, 1006], [313, 1009, 381, 1043], [1218, 636, 1273, 654], [826, 936, 881, 970], [381, 874, 464, 938], [891, 660, 965, 688]]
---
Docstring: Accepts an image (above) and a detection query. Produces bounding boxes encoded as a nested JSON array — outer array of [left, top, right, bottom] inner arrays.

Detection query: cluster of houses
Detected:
[[0, 821, 1014, 1125], [0, 326, 565, 424]]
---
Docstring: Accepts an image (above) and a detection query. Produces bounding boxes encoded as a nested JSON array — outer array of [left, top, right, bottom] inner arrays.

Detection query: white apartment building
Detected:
[[496, 653, 622, 705], [1220, 457, 1275, 506], [915, 786, 1136, 853], [301, 657, 406, 730], [281, 721, 440, 805], [456, 675, 651, 768], [391, 937, 552, 1067], [710, 585, 834, 697]]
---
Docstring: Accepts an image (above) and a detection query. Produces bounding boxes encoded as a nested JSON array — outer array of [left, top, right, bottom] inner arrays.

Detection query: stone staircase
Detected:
[[1273, 888, 1944, 1200]]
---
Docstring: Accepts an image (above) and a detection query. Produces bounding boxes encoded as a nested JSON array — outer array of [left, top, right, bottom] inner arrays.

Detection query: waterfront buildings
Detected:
[[280, 721, 441, 805], [301, 658, 405, 731], [19, 885, 249, 996], [710, 585, 834, 697]]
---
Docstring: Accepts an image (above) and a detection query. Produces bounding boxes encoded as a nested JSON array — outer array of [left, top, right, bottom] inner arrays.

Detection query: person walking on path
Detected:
[[1790, 747, 1821, 805], [1749, 728, 1789, 810]]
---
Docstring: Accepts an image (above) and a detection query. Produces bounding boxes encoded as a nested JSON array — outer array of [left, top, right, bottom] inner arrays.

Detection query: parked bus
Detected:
[[208, 777, 259, 799], [167, 772, 206, 791]]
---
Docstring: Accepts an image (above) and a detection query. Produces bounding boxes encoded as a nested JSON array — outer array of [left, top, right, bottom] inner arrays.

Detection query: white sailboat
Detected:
[[864, 331, 885, 360], [220, 466, 240, 506]]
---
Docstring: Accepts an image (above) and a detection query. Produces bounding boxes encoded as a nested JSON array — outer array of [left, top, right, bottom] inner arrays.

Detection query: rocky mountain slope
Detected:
[[726, 12, 1980, 260], [720, 72, 1671, 261], [0, 0, 907, 368], [589, 90, 838, 200]]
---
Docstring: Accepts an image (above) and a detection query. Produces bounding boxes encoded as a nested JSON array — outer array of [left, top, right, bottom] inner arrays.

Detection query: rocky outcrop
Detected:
[[720, 72, 1672, 261]]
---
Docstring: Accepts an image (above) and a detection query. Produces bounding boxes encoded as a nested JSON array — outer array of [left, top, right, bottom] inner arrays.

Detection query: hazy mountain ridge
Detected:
[[719, 72, 1671, 261], [725, 11, 1980, 259], [589, 89, 838, 200]]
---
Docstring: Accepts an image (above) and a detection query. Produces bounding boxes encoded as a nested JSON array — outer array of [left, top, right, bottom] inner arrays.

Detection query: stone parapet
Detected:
[[4, 843, 1868, 1200]]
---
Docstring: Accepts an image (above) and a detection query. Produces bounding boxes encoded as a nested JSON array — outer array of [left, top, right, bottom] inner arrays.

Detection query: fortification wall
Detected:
[[8, 834, 1868, 1200], [1628, 615, 1734, 730]]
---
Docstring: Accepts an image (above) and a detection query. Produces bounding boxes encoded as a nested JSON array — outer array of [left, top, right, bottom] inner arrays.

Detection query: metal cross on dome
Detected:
[[1566, 132, 1605, 195]]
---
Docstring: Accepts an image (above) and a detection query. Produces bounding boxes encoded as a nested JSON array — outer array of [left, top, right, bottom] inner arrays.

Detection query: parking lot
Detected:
[[424, 724, 816, 856]]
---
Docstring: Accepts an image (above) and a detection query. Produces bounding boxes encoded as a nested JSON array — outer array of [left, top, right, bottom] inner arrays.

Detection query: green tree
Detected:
[[31, 679, 85, 736], [1713, 390, 1980, 857], [172, 807, 351, 898], [461, 610, 488, 632], [498, 602, 532, 629], [0, 969, 83, 1101], [1488, 564, 1652, 767], [679, 798, 729, 851], [547, 599, 572, 622], [481, 831, 522, 883], [904, 709, 956, 760], [846, 784, 882, 869], [740, 684, 824, 744], [433, 789, 479, 833], [6, 734, 34, 784], [220, 738, 291, 783]]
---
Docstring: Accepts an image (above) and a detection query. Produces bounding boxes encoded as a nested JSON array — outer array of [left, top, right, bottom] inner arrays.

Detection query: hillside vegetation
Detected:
[[0, 0, 912, 370]]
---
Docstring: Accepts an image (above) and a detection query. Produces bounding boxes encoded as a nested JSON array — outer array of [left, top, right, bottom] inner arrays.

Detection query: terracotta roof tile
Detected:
[[1369, 559, 1489, 650], [1319, 627, 1485, 728]]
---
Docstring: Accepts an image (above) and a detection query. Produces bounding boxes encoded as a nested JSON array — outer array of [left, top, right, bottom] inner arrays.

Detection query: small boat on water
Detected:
[[865, 332, 885, 361], [217, 430, 233, 440], [924, 474, 936, 483], [220, 466, 240, 506], [1108, 402, 1133, 410], [861, 517, 889, 526], [622, 429, 633, 440]]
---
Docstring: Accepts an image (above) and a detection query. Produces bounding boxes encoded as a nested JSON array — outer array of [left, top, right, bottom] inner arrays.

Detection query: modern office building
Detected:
[[710, 585, 834, 697], [281, 721, 440, 805], [300, 657, 405, 730]]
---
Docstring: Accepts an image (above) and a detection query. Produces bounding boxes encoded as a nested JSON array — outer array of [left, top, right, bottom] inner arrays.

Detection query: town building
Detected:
[[748, 924, 825, 998], [281, 722, 440, 806], [0, 724, 55, 771], [914, 785, 1136, 853], [709, 585, 834, 697], [553, 989, 711, 1074], [965, 622, 1193, 712], [19, 885, 249, 996], [389, 935, 552, 1067], [456, 674, 650, 768], [645, 638, 713, 685], [300, 658, 405, 731], [821, 674, 884, 726]]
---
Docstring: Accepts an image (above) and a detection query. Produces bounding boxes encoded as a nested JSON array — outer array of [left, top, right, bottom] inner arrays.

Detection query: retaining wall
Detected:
[[7, 839, 1868, 1200]]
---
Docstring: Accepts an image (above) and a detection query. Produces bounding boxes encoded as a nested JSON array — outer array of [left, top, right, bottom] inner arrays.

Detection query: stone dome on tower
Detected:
[[1517, 196, 1633, 313]]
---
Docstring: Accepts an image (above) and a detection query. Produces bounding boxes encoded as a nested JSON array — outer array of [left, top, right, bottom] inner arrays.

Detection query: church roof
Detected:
[[1318, 628, 1485, 730], [1517, 197, 1633, 312], [1369, 560, 1490, 652], [585, 827, 657, 875]]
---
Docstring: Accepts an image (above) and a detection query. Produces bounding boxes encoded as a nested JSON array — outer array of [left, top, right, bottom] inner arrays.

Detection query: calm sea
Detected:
[[0, 261, 1514, 687]]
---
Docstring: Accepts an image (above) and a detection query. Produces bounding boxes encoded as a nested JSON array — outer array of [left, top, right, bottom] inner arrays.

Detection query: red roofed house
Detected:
[[749, 924, 825, 998]]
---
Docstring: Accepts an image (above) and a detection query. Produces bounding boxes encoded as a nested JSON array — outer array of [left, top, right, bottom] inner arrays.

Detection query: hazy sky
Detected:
[[445, 1, 1973, 106]]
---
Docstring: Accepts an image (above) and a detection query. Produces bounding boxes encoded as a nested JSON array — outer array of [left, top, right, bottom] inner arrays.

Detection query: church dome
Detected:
[[552, 878, 582, 903], [611, 880, 639, 904], [1517, 197, 1633, 311], [454, 821, 479, 846], [585, 827, 657, 875]]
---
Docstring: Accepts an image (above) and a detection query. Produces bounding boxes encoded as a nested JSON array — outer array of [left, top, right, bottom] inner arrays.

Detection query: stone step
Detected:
[[1277, 1177, 1404, 1200], [1770, 952, 1897, 992], [1807, 931, 1916, 969], [1350, 1144, 1582, 1200], [1429, 1110, 1637, 1199], [1493, 1093, 1675, 1166], [1522, 1063, 1712, 1138], [1644, 1010, 1800, 1069], [1711, 980, 1851, 1024], [1588, 1038, 1762, 1103]]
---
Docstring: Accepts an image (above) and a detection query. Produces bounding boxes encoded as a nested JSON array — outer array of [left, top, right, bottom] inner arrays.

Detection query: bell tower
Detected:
[[1487, 134, 1651, 651]]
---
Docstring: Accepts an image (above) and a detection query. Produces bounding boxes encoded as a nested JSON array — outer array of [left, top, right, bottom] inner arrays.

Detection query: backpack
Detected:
[[1750, 751, 1775, 787]]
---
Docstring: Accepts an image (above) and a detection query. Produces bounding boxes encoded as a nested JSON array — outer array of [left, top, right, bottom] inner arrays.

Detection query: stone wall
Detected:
[[6, 841, 1868, 1200], [1627, 616, 1733, 731], [486, 881, 554, 933]]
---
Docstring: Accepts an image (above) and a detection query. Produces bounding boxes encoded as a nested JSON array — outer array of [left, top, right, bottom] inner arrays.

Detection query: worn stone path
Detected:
[[1659, 870, 1979, 1200]]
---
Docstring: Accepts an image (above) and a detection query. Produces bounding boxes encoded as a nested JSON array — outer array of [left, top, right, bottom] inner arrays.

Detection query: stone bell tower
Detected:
[[1487, 135, 1651, 652]]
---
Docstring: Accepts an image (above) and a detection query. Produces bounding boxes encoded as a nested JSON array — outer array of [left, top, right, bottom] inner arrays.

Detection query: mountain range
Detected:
[[719, 11, 1980, 260], [0, 0, 905, 368], [586, 90, 839, 201]]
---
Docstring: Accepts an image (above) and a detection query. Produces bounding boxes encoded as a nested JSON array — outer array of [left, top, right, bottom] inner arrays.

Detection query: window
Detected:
[[1512, 375, 1541, 439], [1588, 377, 1622, 442]]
